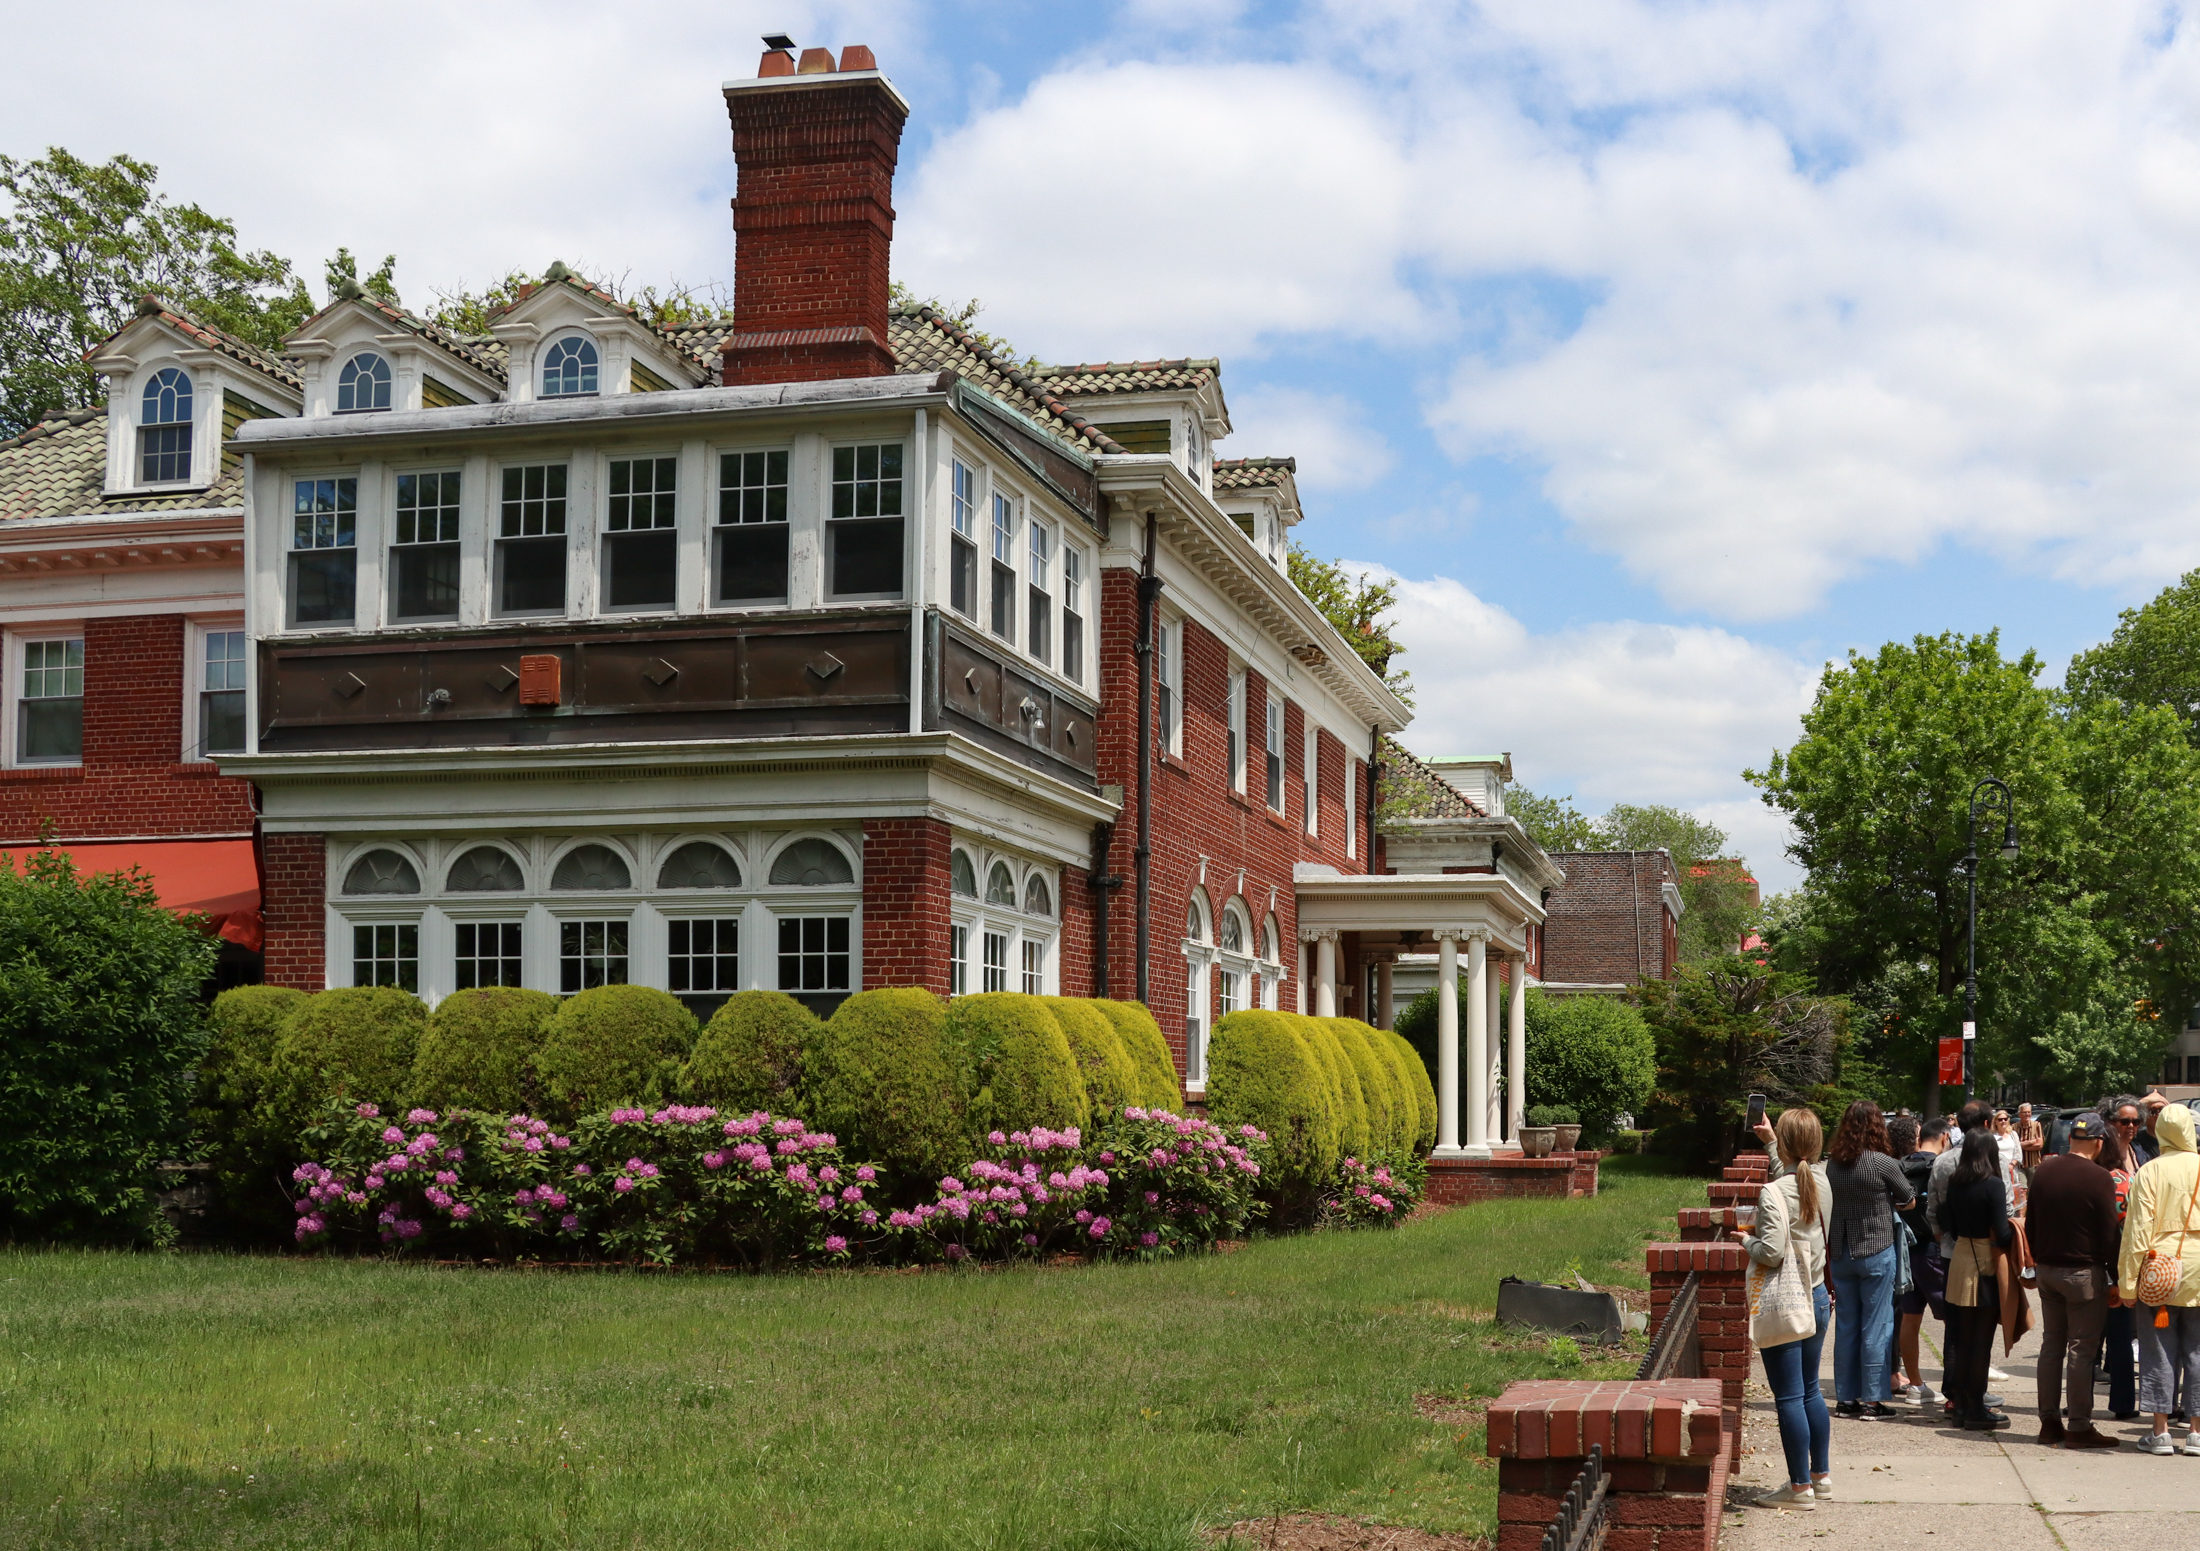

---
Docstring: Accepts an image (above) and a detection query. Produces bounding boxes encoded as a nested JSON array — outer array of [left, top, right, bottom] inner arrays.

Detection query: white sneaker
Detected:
[[1910, 1383, 1939, 1406], [1755, 1483, 1816, 1510], [1988, 1367, 2014, 1382], [2138, 1431, 2178, 1455], [1811, 1477, 1833, 1500], [2182, 1435, 2200, 1457]]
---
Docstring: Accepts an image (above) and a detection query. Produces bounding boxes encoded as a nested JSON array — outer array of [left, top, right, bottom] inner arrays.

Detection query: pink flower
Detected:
[[551, 1136, 570, 1150], [406, 1108, 437, 1124], [451, 1203, 473, 1221], [856, 1165, 877, 1182], [1075, 1210, 1092, 1225], [560, 1214, 581, 1232], [614, 1177, 635, 1193], [944, 1243, 967, 1261], [703, 1151, 726, 1170], [1088, 1218, 1111, 1239], [824, 1235, 848, 1253], [523, 1138, 545, 1153], [573, 1163, 592, 1177], [364, 1174, 385, 1191], [1140, 1231, 1159, 1247], [989, 1130, 1008, 1146], [354, 1104, 379, 1118], [382, 1127, 404, 1145], [842, 1186, 863, 1203]]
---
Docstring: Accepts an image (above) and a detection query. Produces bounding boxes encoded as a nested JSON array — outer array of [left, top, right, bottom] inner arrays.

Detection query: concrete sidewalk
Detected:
[[1722, 1300, 2197, 1549]]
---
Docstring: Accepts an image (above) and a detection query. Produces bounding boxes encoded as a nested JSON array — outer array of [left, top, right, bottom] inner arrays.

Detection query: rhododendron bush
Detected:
[[289, 1102, 1338, 1267]]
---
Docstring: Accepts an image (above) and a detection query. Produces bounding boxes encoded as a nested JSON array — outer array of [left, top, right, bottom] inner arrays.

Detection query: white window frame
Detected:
[[825, 439, 908, 602], [1026, 517, 1054, 667], [1227, 667, 1248, 795], [1060, 544, 1087, 687], [1158, 617, 1182, 758], [185, 615, 249, 763], [1304, 726, 1320, 836], [599, 450, 682, 616], [1265, 694, 1285, 812], [1183, 888, 1214, 1090], [713, 442, 795, 610], [948, 456, 979, 621], [7, 626, 87, 770], [948, 840, 1058, 997]]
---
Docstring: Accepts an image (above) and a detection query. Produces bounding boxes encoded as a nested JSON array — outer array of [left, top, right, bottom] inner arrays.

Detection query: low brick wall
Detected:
[[1488, 1379, 1731, 1551], [1425, 1152, 1600, 1205], [1675, 1207, 1740, 1243], [1704, 1180, 1757, 1207], [1647, 1241, 1751, 1464]]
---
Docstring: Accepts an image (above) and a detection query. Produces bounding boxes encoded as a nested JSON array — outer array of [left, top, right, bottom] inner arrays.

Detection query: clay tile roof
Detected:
[[0, 405, 241, 519], [1381, 737, 1487, 821], [886, 306, 1126, 456], [112, 299, 301, 392], [664, 317, 740, 369], [1212, 456, 1297, 491], [343, 291, 507, 382], [520, 273, 711, 378], [1029, 358, 1220, 396]]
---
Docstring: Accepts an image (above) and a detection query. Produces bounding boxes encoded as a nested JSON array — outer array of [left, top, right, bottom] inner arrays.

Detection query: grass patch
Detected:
[[0, 1156, 1696, 1549]]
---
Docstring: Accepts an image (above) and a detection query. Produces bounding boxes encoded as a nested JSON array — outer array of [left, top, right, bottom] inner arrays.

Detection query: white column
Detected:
[[1487, 954, 1506, 1145], [1296, 938, 1309, 1014], [1465, 931, 1489, 1151], [1435, 930, 1461, 1154], [1376, 956, 1394, 1031], [1508, 953, 1528, 1143], [1315, 932, 1337, 1017]]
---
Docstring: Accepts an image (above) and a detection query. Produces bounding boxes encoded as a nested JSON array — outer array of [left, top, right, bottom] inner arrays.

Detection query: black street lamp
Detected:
[[1959, 778, 2020, 1107]]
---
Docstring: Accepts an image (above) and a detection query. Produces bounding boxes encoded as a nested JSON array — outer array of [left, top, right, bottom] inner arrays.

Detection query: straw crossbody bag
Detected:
[[2138, 1164, 2200, 1317]]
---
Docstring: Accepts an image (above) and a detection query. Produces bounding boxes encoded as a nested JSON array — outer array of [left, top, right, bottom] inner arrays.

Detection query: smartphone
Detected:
[[1746, 1093, 1767, 1132]]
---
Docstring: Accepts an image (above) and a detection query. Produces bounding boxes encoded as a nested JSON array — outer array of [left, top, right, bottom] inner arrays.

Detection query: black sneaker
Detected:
[[1835, 1401, 1864, 1420], [1861, 1402, 1897, 1420]]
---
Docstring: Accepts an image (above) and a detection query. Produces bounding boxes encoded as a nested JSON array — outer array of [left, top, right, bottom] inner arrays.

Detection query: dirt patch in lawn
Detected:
[[1413, 1393, 1490, 1429], [1207, 1513, 1490, 1550]]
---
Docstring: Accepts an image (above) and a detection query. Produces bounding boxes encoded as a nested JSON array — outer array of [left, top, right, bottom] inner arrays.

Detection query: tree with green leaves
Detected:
[[1505, 785, 1599, 851], [0, 148, 313, 433], [1594, 803, 1758, 963], [1286, 545, 1412, 704], [2066, 566, 2200, 745]]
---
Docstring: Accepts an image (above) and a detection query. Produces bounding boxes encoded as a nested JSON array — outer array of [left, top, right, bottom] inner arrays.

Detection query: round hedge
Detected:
[[1045, 998, 1141, 1122], [1383, 1026, 1439, 1154], [684, 990, 822, 1115], [409, 987, 556, 1116], [945, 992, 1090, 1139], [1524, 987, 1656, 1141], [1206, 1010, 1338, 1202], [801, 987, 966, 1185], [1092, 999, 1182, 1110], [1293, 1014, 1369, 1160], [201, 985, 308, 1116], [1330, 1018, 1407, 1156], [195, 985, 312, 1240], [262, 986, 427, 1140], [533, 985, 696, 1120]]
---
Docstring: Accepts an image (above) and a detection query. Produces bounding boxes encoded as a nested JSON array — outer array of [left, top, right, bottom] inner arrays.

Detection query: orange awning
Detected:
[[1, 839, 261, 951]]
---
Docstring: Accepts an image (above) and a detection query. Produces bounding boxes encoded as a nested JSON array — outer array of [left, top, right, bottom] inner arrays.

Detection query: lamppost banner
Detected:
[[1938, 1037, 1965, 1086]]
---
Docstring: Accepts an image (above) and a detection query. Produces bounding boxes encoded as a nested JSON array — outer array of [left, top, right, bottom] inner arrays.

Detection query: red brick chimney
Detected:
[[720, 43, 909, 385]]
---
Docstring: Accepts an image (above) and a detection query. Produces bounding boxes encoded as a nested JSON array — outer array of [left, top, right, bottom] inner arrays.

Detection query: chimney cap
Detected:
[[761, 30, 795, 49]]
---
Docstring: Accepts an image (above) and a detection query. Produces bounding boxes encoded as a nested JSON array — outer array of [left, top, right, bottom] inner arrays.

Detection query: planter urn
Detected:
[[1553, 1124, 1583, 1153], [1519, 1126, 1557, 1158]]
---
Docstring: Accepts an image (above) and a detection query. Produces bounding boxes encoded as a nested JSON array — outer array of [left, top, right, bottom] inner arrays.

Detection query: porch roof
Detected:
[[1292, 865, 1543, 956]]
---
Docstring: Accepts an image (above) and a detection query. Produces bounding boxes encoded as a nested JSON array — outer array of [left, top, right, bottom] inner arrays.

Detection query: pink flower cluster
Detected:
[[1329, 1155, 1424, 1227]]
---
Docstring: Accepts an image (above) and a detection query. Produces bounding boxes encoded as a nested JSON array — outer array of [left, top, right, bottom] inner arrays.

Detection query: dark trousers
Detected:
[[1945, 1281, 2002, 1416], [2104, 1304, 2138, 1416], [2035, 1265, 2108, 1430]]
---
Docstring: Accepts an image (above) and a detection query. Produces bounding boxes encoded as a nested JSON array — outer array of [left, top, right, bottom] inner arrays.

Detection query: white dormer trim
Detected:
[[285, 300, 502, 418], [87, 318, 302, 499], [489, 282, 704, 407]]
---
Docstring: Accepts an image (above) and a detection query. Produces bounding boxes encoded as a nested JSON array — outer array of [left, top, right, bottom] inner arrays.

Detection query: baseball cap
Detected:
[[2068, 1113, 2105, 1140]]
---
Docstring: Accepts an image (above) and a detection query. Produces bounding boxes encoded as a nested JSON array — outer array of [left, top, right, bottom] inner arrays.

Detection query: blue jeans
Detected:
[[1830, 1243, 1899, 1402], [1760, 1284, 1832, 1486]]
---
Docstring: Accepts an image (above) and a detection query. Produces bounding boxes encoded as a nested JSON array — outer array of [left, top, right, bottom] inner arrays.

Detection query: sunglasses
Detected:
[[2114, 1117, 2141, 1125]]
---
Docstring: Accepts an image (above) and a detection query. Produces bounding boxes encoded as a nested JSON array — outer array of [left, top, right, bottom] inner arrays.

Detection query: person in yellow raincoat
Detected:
[[2116, 1102, 2200, 1455]]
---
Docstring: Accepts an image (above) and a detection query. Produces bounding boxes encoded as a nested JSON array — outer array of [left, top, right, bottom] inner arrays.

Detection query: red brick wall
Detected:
[[1092, 566, 1373, 1077], [861, 816, 952, 994], [0, 614, 255, 843], [1057, 861, 1094, 996], [261, 832, 325, 989], [1541, 850, 1680, 986]]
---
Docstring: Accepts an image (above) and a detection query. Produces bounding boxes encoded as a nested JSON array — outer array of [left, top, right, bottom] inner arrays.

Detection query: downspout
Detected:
[[1134, 514, 1161, 1003], [1366, 726, 1381, 873]]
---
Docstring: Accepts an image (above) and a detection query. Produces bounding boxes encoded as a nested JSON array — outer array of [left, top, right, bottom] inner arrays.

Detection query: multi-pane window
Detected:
[[1027, 521, 1053, 664], [542, 337, 599, 397], [668, 918, 739, 993], [337, 352, 392, 413], [1157, 621, 1180, 755], [1227, 670, 1247, 793], [392, 471, 461, 620], [1219, 969, 1241, 1016], [717, 450, 789, 603], [828, 444, 903, 597], [291, 478, 358, 625], [560, 918, 629, 992], [354, 923, 418, 991], [1266, 697, 1285, 811], [1185, 958, 1206, 1084], [605, 456, 678, 610], [951, 923, 970, 995], [982, 930, 1008, 993], [454, 922, 523, 989], [950, 461, 978, 618], [19, 638, 83, 763], [1062, 549, 1085, 684], [498, 464, 568, 614], [139, 368, 193, 484], [1021, 938, 1044, 994], [199, 630, 246, 757], [989, 494, 1015, 639], [778, 916, 851, 993]]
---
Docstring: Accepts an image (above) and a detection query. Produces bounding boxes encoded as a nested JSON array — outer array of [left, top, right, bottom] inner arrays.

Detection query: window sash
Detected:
[[982, 930, 1008, 993], [139, 423, 192, 484], [951, 923, 969, 996], [990, 493, 1013, 563], [559, 918, 630, 992], [718, 450, 789, 526], [607, 457, 678, 532], [293, 479, 357, 550], [667, 917, 740, 992], [354, 922, 419, 991], [395, 472, 461, 546], [951, 536, 977, 618], [777, 915, 850, 992], [500, 465, 568, 538], [604, 530, 678, 610], [454, 921, 524, 989], [1020, 938, 1044, 995], [951, 461, 975, 539], [830, 444, 903, 519]]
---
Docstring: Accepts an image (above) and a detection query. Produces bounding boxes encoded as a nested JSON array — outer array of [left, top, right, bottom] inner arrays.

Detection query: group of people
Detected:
[[1741, 1090, 2199, 1510]]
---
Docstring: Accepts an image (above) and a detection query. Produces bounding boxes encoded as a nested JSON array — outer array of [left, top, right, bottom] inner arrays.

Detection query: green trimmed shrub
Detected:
[[945, 993, 1090, 1139], [1046, 998, 1141, 1122], [1206, 1010, 1338, 1210], [802, 987, 965, 1187], [1092, 999, 1182, 1110], [1525, 1103, 1580, 1128], [684, 990, 822, 1114], [1332, 1018, 1410, 1155], [1524, 987, 1655, 1143], [262, 986, 427, 1142], [410, 987, 556, 1116], [533, 985, 695, 1120], [1293, 1014, 1369, 1160], [1382, 1027, 1439, 1155], [194, 985, 310, 1241]]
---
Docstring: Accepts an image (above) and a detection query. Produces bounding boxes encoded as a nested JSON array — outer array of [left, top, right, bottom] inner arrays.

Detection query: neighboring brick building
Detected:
[[1540, 850, 1683, 989]]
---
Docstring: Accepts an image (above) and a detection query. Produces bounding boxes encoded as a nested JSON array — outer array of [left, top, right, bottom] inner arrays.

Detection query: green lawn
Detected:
[[0, 1157, 1698, 1551]]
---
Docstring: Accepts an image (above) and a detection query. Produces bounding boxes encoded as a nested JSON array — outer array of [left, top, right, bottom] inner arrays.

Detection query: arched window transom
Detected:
[[343, 848, 419, 895], [542, 336, 599, 397], [445, 846, 524, 892], [657, 842, 741, 890], [770, 838, 853, 886], [951, 850, 978, 898], [337, 352, 392, 412], [1024, 875, 1053, 918], [985, 861, 1017, 906], [552, 844, 631, 890]]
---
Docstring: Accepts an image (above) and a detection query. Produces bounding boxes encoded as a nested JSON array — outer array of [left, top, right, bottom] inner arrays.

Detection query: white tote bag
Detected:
[[1746, 1179, 1817, 1347]]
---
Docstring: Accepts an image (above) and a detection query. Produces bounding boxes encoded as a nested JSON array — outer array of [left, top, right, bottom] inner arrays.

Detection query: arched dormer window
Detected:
[[337, 352, 392, 413], [139, 368, 193, 483], [542, 336, 599, 397], [985, 861, 1017, 906]]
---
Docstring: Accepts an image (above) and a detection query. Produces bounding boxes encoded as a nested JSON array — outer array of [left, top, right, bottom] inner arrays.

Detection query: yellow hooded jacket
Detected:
[[2118, 1103, 2200, 1307]]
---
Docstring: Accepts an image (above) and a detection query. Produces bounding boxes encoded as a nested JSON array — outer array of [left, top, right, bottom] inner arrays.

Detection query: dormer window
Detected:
[[139, 368, 193, 483], [542, 336, 599, 397], [336, 352, 392, 413]]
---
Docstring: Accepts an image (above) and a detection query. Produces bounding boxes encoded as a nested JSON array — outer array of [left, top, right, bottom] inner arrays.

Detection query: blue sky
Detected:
[[9, 0, 2197, 890]]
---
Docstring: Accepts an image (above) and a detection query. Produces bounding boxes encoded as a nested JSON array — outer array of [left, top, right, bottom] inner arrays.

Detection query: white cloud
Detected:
[[1371, 567, 1819, 889], [1217, 385, 1396, 490]]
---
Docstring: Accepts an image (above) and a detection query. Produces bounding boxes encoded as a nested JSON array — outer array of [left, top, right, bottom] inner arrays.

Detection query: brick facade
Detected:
[[1540, 850, 1680, 985], [0, 614, 255, 843], [860, 816, 953, 994], [261, 831, 325, 989], [1424, 1151, 1600, 1203]]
